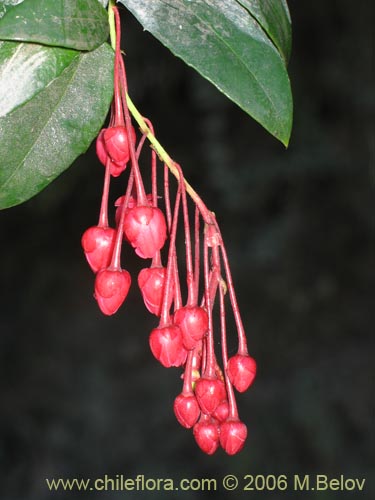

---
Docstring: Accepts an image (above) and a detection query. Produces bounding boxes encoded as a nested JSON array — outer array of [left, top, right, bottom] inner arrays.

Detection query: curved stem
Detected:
[[173, 254, 182, 310], [164, 163, 172, 231], [194, 207, 200, 301], [142, 117, 158, 208], [109, 2, 123, 123], [160, 188, 181, 327], [109, 172, 133, 270], [217, 235, 248, 355], [202, 231, 215, 379], [213, 245, 238, 420], [174, 163, 195, 306], [98, 160, 111, 228], [114, 11, 148, 206], [126, 93, 216, 224], [182, 350, 194, 395]]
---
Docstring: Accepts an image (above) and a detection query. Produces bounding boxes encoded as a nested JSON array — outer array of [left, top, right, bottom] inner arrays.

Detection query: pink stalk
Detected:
[[112, 21, 124, 125], [201, 337, 207, 375], [159, 187, 181, 327], [142, 117, 158, 208], [151, 250, 162, 269], [163, 161, 182, 308], [173, 254, 182, 310], [163, 163, 182, 308], [135, 131, 148, 159], [182, 349, 195, 395], [217, 234, 248, 355], [213, 245, 239, 420], [193, 206, 200, 304], [202, 231, 216, 378], [164, 163, 172, 232], [174, 162, 195, 305], [97, 159, 112, 228], [114, 9, 147, 206], [109, 169, 134, 270]]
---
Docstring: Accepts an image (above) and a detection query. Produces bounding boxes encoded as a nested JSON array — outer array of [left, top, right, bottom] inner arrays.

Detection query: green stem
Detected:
[[126, 93, 215, 224], [108, 1, 116, 51]]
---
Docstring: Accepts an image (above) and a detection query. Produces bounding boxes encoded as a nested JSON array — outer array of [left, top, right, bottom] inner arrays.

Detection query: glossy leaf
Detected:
[[236, 1, 292, 63], [0, 43, 114, 209], [0, 41, 78, 117], [119, 0, 292, 145], [0, 0, 109, 50]]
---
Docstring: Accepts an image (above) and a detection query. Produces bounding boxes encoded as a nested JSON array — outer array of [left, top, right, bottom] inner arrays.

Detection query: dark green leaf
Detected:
[[0, 0, 109, 50], [0, 41, 78, 116], [119, 0, 292, 145], [0, 43, 114, 209], [236, 1, 292, 63]]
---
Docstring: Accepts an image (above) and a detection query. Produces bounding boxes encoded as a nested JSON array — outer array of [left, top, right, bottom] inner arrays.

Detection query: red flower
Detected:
[[81, 226, 116, 273], [149, 325, 187, 367], [193, 420, 220, 455], [123, 206, 167, 259], [103, 125, 136, 164], [174, 306, 208, 350], [94, 268, 131, 315], [138, 266, 170, 316], [227, 354, 257, 392], [219, 419, 247, 455], [173, 393, 200, 428], [194, 377, 226, 415]]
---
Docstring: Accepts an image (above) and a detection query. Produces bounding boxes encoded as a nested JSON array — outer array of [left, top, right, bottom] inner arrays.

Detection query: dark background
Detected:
[[0, 1, 373, 499]]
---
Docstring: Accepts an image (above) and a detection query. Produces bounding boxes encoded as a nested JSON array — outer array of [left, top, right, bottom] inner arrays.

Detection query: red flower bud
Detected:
[[219, 419, 247, 455], [103, 125, 136, 164], [115, 194, 154, 230], [227, 354, 257, 392], [94, 268, 131, 315], [81, 226, 116, 273], [212, 399, 229, 423], [193, 420, 220, 455], [123, 206, 167, 259], [138, 266, 170, 316], [149, 325, 187, 368], [96, 129, 130, 177], [194, 377, 226, 415], [174, 306, 208, 350], [173, 393, 200, 428]]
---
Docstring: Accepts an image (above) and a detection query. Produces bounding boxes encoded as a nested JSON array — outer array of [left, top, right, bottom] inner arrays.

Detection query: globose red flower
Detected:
[[227, 354, 257, 392], [194, 377, 226, 415], [212, 399, 229, 423], [94, 268, 131, 316], [173, 393, 200, 428], [173, 306, 208, 350], [96, 129, 128, 177], [149, 325, 187, 368], [115, 194, 154, 230], [123, 206, 167, 259], [103, 125, 136, 164], [193, 420, 220, 455], [138, 266, 170, 316], [81, 226, 116, 273], [219, 419, 247, 455]]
